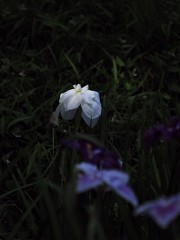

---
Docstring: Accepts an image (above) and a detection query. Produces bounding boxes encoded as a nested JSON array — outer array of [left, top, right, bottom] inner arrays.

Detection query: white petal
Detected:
[[82, 85, 89, 92], [82, 90, 93, 104], [81, 101, 102, 119], [81, 111, 100, 127], [60, 104, 77, 120], [91, 91, 101, 103], [90, 116, 100, 128], [81, 110, 91, 126], [59, 89, 75, 104], [81, 93, 102, 127], [84, 90, 101, 104], [66, 93, 82, 111], [60, 90, 82, 111]]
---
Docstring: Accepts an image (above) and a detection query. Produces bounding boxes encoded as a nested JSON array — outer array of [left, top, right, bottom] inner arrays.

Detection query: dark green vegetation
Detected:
[[0, 0, 180, 239]]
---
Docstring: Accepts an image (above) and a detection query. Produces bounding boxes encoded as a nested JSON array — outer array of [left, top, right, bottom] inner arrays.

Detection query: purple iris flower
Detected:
[[135, 194, 180, 228], [75, 162, 138, 207], [143, 124, 165, 152], [143, 127, 156, 152], [64, 139, 122, 170], [143, 116, 180, 152]]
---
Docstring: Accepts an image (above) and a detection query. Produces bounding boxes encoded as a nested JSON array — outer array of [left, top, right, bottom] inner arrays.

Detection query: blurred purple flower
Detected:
[[76, 162, 138, 206], [135, 194, 180, 228], [64, 139, 122, 170], [143, 116, 180, 152], [143, 124, 165, 152]]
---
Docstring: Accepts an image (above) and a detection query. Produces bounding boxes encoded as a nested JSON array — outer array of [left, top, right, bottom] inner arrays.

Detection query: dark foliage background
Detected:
[[0, 0, 180, 239]]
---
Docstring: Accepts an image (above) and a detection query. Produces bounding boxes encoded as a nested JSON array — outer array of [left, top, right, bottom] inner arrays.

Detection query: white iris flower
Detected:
[[52, 84, 102, 127]]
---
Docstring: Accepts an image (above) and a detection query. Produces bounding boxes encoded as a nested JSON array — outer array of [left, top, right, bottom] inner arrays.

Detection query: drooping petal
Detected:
[[81, 90, 93, 104], [82, 90, 100, 104], [81, 110, 91, 126], [134, 202, 155, 215], [66, 93, 82, 111], [81, 90, 102, 120], [90, 116, 100, 128], [135, 194, 180, 228], [61, 103, 77, 120], [83, 101, 102, 119], [75, 162, 138, 206], [113, 184, 138, 206], [59, 89, 75, 105], [81, 101, 102, 127], [101, 170, 138, 206], [76, 174, 102, 193], [75, 162, 102, 193], [150, 198, 180, 228], [92, 91, 101, 104], [60, 89, 82, 111], [102, 170, 129, 185]]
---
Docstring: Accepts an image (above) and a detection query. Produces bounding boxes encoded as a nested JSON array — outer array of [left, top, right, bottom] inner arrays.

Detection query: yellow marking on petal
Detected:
[[75, 89, 81, 93]]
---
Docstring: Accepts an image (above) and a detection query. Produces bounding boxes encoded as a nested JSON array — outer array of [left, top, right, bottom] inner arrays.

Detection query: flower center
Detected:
[[75, 89, 81, 94], [73, 84, 82, 93]]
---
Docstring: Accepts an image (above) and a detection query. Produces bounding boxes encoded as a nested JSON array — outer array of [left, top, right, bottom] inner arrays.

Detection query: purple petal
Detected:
[[135, 194, 180, 228], [135, 202, 155, 215], [64, 139, 122, 170], [76, 175, 102, 193], [143, 128, 156, 152], [114, 185, 138, 206], [101, 170, 138, 206], [151, 195, 180, 228], [143, 116, 180, 149], [101, 170, 129, 185], [143, 124, 166, 152], [76, 162, 99, 175]]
